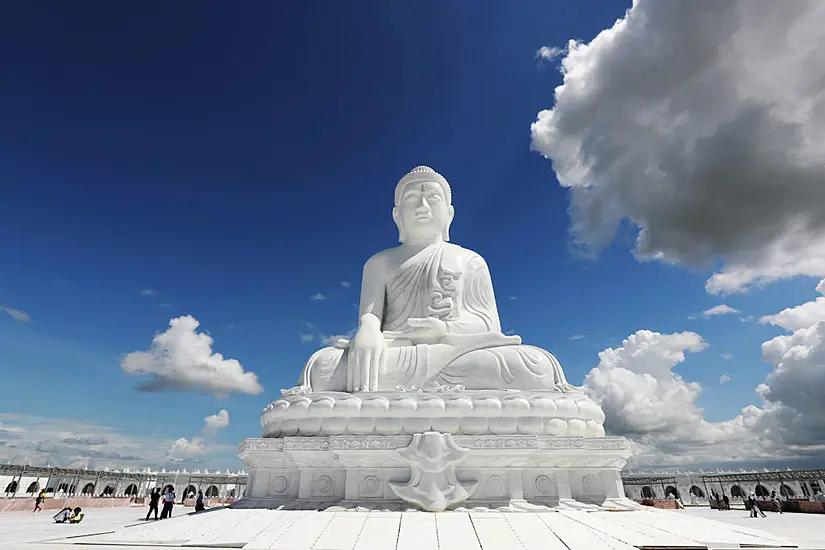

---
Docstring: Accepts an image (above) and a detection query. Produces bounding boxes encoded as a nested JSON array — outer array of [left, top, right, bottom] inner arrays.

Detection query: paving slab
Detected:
[[4, 506, 824, 549]]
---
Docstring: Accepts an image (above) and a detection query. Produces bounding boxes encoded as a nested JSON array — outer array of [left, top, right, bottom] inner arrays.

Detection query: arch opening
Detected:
[[641, 486, 655, 499], [689, 485, 704, 498], [205, 485, 219, 498]]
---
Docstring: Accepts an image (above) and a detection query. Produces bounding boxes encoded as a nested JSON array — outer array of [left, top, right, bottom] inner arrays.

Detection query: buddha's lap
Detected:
[[306, 343, 566, 391]]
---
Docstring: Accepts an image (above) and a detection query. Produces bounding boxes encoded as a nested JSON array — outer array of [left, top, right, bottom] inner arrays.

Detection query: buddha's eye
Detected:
[[428, 194, 442, 202]]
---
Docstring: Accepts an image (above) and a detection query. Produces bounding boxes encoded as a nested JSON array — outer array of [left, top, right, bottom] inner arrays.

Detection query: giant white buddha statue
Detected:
[[290, 166, 579, 394]]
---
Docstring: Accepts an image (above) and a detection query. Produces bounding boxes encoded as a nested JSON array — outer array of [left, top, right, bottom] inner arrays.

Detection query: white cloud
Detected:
[[584, 330, 769, 466], [536, 46, 564, 61], [226, 324, 235, 330], [586, 279, 825, 467], [140, 288, 157, 296], [167, 437, 206, 458], [320, 329, 356, 346], [569, 334, 586, 341], [310, 293, 327, 301], [201, 409, 229, 438], [300, 333, 314, 343], [0, 413, 235, 470], [700, 304, 740, 318], [744, 278, 825, 448], [508, 296, 518, 301], [62, 436, 108, 446], [721, 353, 733, 360], [531, 1, 825, 294], [1, 305, 31, 323], [167, 409, 231, 461], [341, 281, 351, 288], [121, 315, 263, 396], [760, 279, 825, 331]]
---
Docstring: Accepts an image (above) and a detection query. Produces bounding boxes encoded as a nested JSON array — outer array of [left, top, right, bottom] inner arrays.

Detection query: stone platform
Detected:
[[40, 507, 803, 549], [239, 432, 633, 512]]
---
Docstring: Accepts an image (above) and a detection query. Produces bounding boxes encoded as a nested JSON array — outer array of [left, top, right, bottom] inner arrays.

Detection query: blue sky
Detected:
[[2, 1, 824, 470]]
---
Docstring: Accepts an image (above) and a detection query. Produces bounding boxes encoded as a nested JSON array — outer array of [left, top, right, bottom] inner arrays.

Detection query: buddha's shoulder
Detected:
[[445, 242, 484, 258]]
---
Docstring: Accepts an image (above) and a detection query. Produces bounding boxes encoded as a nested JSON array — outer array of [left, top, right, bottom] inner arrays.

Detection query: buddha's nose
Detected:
[[416, 195, 431, 210]]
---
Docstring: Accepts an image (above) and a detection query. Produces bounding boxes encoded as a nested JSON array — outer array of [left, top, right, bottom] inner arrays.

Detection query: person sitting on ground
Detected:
[[53, 506, 73, 523], [68, 507, 84, 523], [194, 490, 205, 512]]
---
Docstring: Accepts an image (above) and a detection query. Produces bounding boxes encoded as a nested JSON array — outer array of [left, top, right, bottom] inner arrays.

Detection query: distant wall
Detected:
[[0, 497, 137, 514]]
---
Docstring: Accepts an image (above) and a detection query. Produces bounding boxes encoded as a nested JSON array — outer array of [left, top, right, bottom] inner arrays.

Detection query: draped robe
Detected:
[[291, 242, 577, 393]]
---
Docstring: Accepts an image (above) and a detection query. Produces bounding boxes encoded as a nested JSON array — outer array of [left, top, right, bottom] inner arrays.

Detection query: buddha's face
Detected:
[[394, 180, 453, 242]]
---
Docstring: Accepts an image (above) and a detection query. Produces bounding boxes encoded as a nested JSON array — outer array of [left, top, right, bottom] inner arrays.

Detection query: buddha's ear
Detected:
[[392, 207, 407, 243], [443, 205, 455, 242]]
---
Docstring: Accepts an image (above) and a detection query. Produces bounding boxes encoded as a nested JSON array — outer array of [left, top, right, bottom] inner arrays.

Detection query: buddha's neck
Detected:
[[403, 235, 443, 251]]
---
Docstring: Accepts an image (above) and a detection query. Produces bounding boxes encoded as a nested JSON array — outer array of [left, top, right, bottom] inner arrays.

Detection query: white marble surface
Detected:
[[27, 507, 817, 549]]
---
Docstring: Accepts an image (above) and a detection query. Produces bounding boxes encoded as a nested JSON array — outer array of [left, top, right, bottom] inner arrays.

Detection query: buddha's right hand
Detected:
[[347, 315, 387, 392]]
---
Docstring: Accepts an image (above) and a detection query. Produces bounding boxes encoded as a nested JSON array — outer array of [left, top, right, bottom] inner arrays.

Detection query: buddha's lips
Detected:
[[414, 213, 433, 221]]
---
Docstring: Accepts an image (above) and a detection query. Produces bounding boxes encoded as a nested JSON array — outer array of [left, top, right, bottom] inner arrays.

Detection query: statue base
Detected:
[[235, 433, 637, 512]]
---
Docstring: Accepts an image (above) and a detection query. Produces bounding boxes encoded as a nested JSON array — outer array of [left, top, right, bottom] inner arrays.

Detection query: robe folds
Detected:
[[293, 242, 577, 393]]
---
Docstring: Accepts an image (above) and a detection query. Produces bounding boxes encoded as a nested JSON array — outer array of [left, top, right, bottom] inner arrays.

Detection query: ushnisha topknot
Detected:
[[394, 166, 452, 206]]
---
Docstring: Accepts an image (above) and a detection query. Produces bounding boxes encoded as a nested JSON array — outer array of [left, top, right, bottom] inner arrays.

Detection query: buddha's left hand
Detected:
[[383, 317, 447, 345]]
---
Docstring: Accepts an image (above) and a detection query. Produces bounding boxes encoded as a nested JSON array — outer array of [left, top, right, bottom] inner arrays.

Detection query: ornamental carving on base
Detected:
[[389, 431, 477, 512], [486, 476, 505, 497], [314, 475, 334, 496], [535, 475, 554, 495], [360, 475, 381, 497], [269, 475, 288, 494]]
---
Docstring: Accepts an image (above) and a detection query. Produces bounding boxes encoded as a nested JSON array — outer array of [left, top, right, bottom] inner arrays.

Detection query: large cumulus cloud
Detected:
[[587, 278, 825, 467], [531, 0, 825, 294]]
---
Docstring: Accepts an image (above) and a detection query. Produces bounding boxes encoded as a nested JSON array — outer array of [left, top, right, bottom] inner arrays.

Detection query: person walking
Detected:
[[160, 487, 175, 519], [145, 489, 160, 521], [33, 490, 45, 512], [194, 490, 205, 512], [770, 490, 783, 514]]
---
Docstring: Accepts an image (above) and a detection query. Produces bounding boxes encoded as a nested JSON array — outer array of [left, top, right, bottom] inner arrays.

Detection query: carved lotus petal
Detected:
[[308, 396, 336, 416], [517, 416, 544, 434], [555, 398, 577, 417], [501, 396, 530, 415], [444, 396, 473, 415], [474, 396, 502, 414], [334, 397, 361, 414], [374, 417, 403, 435], [389, 396, 418, 414], [567, 419, 586, 436], [417, 397, 446, 414], [545, 418, 567, 436], [361, 395, 391, 414]]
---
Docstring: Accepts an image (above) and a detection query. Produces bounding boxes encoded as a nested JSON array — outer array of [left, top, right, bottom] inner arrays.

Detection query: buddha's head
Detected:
[[393, 166, 454, 244]]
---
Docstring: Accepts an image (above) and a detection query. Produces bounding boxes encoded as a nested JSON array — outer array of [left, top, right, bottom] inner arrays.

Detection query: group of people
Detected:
[[53, 506, 83, 523], [746, 490, 784, 518], [711, 491, 731, 510], [145, 487, 205, 521], [712, 489, 785, 517]]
